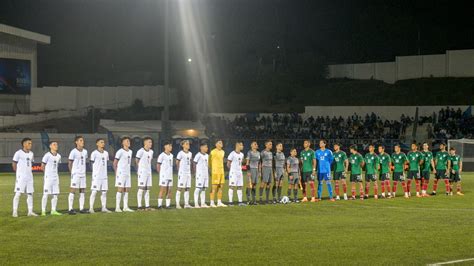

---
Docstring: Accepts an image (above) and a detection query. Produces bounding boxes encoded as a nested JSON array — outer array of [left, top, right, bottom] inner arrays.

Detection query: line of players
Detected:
[[11, 137, 464, 217]]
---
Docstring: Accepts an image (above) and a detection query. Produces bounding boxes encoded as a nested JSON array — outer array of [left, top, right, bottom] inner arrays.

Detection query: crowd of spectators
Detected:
[[431, 107, 473, 139]]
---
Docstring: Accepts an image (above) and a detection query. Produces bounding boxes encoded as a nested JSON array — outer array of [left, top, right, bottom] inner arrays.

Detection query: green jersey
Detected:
[[391, 152, 407, 173], [333, 151, 348, 172], [421, 151, 433, 172], [378, 153, 391, 174], [300, 149, 314, 173], [407, 151, 422, 171], [448, 154, 461, 171], [364, 153, 379, 174], [349, 153, 364, 175], [435, 151, 449, 170]]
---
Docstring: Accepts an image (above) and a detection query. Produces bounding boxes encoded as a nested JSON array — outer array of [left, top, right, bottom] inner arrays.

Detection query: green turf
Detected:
[[0, 172, 472, 265]]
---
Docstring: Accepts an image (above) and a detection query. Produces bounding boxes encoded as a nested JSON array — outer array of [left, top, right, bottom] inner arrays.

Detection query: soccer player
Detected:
[[157, 141, 173, 209], [300, 140, 316, 202], [260, 140, 273, 204], [89, 138, 111, 213], [431, 143, 450, 196], [12, 138, 37, 217], [378, 145, 392, 198], [193, 142, 210, 208], [114, 136, 134, 212], [420, 142, 436, 197], [68, 136, 88, 214], [391, 144, 408, 198], [246, 141, 261, 205], [136, 137, 154, 211], [227, 141, 245, 206], [364, 144, 379, 199], [286, 148, 300, 203], [209, 139, 227, 207], [349, 145, 365, 200], [448, 147, 464, 196], [407, 143, 423, 197], [333, 143, 349, 200], [273, 142, 286, 203], [315, 139, 334, 201], [176, 140, 193, 209], [41, 141, 62, 216]]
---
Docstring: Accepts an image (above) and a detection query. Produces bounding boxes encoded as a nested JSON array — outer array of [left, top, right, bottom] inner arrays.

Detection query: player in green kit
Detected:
[[420, 143, 436, 197], [364, 144, 379, 199], [406, 143, 423, 197], [447, 147, 464, 196], [378, 145, 392, 198], [333, 143, 349, 200], [349, 145, 365, 200], [391, 144, 408, 198], [300, 140, 316, 202], [431, 143, 450, 196]]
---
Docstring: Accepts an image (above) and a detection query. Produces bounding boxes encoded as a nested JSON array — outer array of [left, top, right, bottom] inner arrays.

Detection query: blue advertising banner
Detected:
[[0, 58, 31, 94]]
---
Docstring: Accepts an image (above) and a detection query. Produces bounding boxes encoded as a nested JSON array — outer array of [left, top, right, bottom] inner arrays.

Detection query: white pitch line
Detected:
[[428, 258, 474, 265]]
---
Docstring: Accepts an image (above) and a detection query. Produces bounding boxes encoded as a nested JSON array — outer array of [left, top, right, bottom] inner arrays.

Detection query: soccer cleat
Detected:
[[145, 207, 155, 211], [41, 211, 47, 216], [302, 197, 308, 202], [408, 192, 412, 197], [123, 208, 135, 212], [201, 204, 210, 208], [456, 192, 464, 196], [68, 209, 77, 215], [101, 208, 112, 213], [228, 203, 234, 207], [79, 209, 90, 214], [247, 201, 253, 206], [115, 208, 122, 213], [89, 209, 95, 214], [350, 196, 356, 200], [238, 202, 246, 207], [210, 203, 217, 208], [184, 205, 193, 209], [374, 195, 378, 200], [194, 205, 201, 209], [335, 195, 340, 200], [364, 195, 369, 200], [12, 212, 18, 218], [176, 204, 182, 209], [310, 197, 317, 202], [273, 199, 278, 204], [293, 199, 300, 203], [430, 191, 437, 196], [157, 206, 163, 210], [359, 196, 364, 200], [28, 212, 39, 217], [217, 202, 227, 207], [165, 206, 172, 209], [329, 198, 336, 202], [253, 201, 259, 205], [137, 207, 145, 211], [343, 194, 348, 200], [449, 192, 453, 196], [51, 211, 62, 216], [416, 194, 422, 198]]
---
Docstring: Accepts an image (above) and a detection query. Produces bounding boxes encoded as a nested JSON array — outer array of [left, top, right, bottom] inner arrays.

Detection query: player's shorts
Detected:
[[393, 172, 405, 181], [350, 174, 362, 183], [43, 176, 60, 195], [115, 174, 131, 188], [435, 170, 447, 179], [421, 171, 430, 180], [317, 172, 331, 182], [379, 173, 390, 181], [229, 171, 244, 187], [274, 168, 285, 182], [177, 173, 192, 189], [301, 172, 314, 183], [91, 178, 108, 191], [249, 168, 259, 184], [159, 175, 173, 187], [450, 172, 461, 182], [261, 167, 273, 184], [212, 173, 225, 185], [365, 174, 377, 182], [288, 172, 300, 185], [14, 175, 34, 194], [407, 170, 420, 179], [196, 173, 209, 189], [71, 173, 87, 189], [334, 171, 344, 180], [138, 172, 152, 187]]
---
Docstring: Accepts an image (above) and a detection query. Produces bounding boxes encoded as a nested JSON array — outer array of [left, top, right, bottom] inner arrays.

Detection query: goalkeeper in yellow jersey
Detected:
[[209, 139, 227, 207]]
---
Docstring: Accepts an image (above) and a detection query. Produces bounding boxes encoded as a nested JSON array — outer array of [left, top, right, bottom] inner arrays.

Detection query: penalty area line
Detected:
[[427, 258, 474, 265]]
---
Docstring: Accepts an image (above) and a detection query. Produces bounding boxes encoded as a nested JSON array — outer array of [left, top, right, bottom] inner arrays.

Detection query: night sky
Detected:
[[1, 0, 473, 87]]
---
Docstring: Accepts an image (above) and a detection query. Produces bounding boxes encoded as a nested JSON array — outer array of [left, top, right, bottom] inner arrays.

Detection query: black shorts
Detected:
[[350, 174, 362, 183], [334, 171, 344, 180], [365, 174, 376, 182], [393, 172, 404, 181], [450, 172, 461, 182], [379, 173, 390, 181], [435, 170, 447, 179], [421, 171, 430, 180], [407, 171, 420, 179], [301, 172, 314, 183]]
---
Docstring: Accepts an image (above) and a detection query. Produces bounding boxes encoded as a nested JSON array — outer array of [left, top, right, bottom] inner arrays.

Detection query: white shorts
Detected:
[[115, 175, 131, 188], [91, 178, 108, 191], [159, 176, 173, 187], [71, 173, 87, 189], [14, 175, 34, 194], [138, 172, 152, 187], [195, 173, 209, 189], [177, 173, 191, 188], [229, 171, 243, 187], [43, 176, 60, 195]]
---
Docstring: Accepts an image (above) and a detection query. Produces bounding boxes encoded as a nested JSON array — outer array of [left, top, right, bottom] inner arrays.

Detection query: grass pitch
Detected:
[[0, 172, 473, 265]]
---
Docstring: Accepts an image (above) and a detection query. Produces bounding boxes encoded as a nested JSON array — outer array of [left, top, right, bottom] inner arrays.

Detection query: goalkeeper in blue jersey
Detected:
[[315, 139, 335, 201]]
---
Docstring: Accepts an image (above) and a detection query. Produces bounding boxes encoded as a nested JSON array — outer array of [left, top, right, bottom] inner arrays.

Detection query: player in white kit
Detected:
[[227, 141, 246, 206], [114, 136, 134, 212], [136, 137, 154, 211], [157, 141, 173, 209], [68, 136, 89, 215], [176, 140, 193, 209], [89, 138, 111, 213], [193, 142, 210, 208], [12, 138, 37, 217], [41, 141, 62, 216]]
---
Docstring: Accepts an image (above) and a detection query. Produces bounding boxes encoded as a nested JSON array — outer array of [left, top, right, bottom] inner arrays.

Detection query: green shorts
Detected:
[[301, 172, 314, 183], [350, 174, 362, 183], [334, 171, 344, 180]]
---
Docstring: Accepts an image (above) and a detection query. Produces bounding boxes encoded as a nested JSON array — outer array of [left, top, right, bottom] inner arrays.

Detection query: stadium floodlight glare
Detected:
[[187, 58, 192, 63]]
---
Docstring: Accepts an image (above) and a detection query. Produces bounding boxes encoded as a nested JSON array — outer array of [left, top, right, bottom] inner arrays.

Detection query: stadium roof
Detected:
[[0, 23, 50, 44]]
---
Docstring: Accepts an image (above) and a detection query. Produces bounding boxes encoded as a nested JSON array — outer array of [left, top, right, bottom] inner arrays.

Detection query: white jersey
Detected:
[[13, 149, 34, 178], [176, 150, 192, 175], [227, 151, 244, 174], [193, 152, 209, 177], [136, 148, 154, 174], [157, 152, 173, 179], [90, 149, 109, 179], [115, 148, 132, 177], [68, 148, 88, 175], [42, 152, 61, 178]]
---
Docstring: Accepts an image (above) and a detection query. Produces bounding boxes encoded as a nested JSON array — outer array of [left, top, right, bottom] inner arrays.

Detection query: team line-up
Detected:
[[11, 136, 464, 217]]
